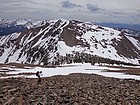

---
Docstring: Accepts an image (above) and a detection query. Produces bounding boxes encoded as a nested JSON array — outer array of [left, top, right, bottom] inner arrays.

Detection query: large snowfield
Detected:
[[1, 63, 140, 80]]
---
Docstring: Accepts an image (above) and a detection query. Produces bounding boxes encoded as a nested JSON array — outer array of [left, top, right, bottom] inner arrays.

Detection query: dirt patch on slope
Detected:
[[104, 65, 140, 76]]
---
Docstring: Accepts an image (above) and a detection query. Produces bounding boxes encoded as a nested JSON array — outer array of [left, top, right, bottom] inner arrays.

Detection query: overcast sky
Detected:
[[0, 0, 140, 24]]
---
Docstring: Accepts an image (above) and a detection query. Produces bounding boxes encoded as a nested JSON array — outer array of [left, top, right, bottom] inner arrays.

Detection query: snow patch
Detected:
[[1, 63, 140, 80]]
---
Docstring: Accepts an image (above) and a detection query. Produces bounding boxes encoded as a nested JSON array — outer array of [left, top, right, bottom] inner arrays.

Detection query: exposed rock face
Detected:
[[0, 19, 140, 65], [0, 73, 140, 105]]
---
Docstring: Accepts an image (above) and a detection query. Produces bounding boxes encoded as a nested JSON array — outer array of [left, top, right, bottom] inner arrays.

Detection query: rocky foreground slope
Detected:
[[0, 73, 140, 105]]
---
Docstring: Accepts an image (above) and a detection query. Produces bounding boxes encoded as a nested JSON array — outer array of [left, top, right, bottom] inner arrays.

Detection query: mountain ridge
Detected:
[[0, 19, 140, 65], [97, 22, 140, 33], [0, 19, 41, 36]]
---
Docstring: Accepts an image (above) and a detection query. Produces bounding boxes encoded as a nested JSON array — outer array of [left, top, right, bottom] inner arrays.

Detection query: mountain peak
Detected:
[[0, 19, 140, 65]]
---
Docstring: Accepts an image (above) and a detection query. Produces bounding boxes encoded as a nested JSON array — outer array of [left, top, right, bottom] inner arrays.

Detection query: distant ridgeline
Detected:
[[0, 25, 27, 36], [97, 23, 140, 33], [0, 19, 41, 36]]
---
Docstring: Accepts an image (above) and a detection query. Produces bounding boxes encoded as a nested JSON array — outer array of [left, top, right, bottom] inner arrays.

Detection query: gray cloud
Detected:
[[0, 0, 35, 3], [0, 0, 139, 24], [86, 4, 103, 13], [61, 1, 81, 9], [111, 11, 134, 16]]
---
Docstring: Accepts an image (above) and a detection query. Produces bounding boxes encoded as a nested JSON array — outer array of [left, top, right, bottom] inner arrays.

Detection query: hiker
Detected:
[[36, 71, 43, 84]]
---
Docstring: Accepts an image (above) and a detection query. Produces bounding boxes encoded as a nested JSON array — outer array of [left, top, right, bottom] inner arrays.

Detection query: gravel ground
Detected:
[[0, 73, 140, 105]]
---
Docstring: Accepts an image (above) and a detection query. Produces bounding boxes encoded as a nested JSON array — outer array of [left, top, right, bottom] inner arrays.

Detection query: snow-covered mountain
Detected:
[[0, 19, 140, 65], [0, 19, 41, 36]]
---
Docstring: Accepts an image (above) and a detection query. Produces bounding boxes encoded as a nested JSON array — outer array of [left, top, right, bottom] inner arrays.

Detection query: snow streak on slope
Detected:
[[126, 36, 140, 50]]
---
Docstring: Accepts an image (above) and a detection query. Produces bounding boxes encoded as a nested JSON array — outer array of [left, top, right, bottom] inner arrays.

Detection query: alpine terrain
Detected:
[[0, 19, 140, 65], [0, 19, 41, 36]]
